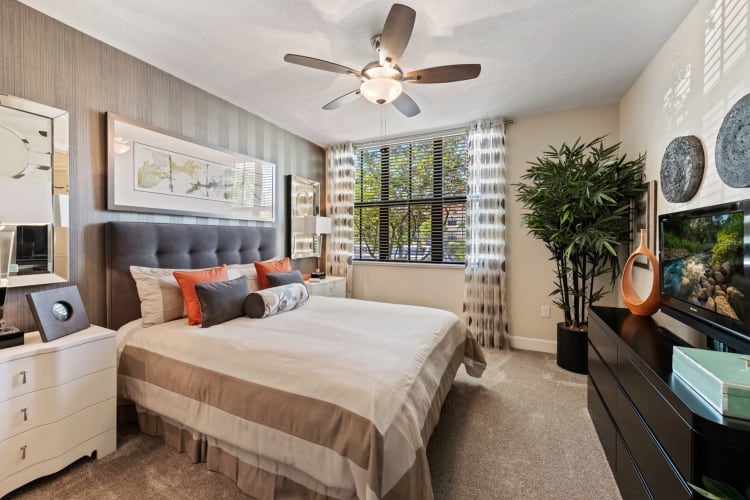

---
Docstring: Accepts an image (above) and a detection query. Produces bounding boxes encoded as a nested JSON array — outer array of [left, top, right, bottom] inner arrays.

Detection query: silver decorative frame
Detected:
[[107, 113, 276, 222], [286, 175, 321, 258], [0, 93, 69, 288]]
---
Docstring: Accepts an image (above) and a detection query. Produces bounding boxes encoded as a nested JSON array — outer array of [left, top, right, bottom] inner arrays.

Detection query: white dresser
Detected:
[[305, 276, 346, 298], [0, 326, 117, 497]]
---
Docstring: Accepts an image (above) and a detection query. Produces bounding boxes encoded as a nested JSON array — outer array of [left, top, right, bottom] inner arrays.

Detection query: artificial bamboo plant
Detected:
[[516, 136, 646, 330]]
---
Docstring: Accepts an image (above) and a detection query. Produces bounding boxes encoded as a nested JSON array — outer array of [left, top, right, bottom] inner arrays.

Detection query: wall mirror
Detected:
[[286, 175, 322, 258], [0, 93, 69, 287]]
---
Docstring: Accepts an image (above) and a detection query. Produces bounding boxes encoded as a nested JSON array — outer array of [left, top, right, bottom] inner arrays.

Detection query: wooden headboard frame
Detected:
[[105, 221, 277, 330]]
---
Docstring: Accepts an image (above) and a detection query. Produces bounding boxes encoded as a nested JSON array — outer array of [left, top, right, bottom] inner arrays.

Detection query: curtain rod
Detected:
[[341, 118, 514, 150]]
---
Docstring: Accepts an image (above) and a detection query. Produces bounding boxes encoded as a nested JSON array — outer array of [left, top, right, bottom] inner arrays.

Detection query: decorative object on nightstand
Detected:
[[0, 325, 117, 497], [304, 215, 332, 279], [25, 285, 90, 342], [621, 228, 660, 316], [305, 276, 346, 298]]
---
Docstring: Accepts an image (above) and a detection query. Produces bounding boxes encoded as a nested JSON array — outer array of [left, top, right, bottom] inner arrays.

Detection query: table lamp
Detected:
[[0, 179, 53, 348], [304, 215, 331, 279]]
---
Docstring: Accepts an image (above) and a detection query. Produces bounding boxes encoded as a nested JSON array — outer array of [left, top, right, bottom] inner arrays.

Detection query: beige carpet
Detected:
[[11, 349, 621, 500]]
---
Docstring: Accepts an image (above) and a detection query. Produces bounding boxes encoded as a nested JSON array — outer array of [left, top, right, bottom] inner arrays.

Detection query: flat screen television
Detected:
[[659, 200, 750, 353]]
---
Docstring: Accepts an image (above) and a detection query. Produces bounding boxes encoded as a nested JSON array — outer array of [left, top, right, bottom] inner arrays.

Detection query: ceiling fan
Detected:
[[283, 3, 481, 118]]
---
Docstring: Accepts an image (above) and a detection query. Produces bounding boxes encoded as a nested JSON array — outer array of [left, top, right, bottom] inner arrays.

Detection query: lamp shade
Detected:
[[54, 193, 70, 228], [304, 215, 332, 234], [0, 180, 53, 225]]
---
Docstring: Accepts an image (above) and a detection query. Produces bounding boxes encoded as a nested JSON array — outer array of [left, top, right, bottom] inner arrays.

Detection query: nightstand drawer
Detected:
[[0, 335, 115, 402], [0, 367, 116, 441], [0, 397, 115, 480]]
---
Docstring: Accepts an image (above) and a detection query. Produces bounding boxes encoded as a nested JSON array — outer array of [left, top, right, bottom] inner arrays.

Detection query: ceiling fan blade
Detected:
[[379, 4, 415, 66], [323, 90, 361, 110], [405, 64, 482, 84], [392, 92, 420, 117], [284, 54, 360, 76]]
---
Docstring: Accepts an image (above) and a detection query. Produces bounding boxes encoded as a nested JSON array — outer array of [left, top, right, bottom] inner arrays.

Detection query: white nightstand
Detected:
[[0, 325, 117, 497], [305, 276, 346, 298]]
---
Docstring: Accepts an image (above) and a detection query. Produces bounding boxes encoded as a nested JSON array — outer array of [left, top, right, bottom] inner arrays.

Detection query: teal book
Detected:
[[672, 347, 750, 420]]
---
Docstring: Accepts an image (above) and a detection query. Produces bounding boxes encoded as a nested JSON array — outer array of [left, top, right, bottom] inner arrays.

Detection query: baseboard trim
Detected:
[[509, 335, 556, 354]]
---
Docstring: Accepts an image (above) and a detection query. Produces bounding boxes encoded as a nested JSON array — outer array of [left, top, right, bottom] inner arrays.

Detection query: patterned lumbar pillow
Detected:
[[244, 283, 309, 319]]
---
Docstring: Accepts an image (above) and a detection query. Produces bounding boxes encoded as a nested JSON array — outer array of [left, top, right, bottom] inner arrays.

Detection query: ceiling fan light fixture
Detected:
[[360, 77, 402, 104]]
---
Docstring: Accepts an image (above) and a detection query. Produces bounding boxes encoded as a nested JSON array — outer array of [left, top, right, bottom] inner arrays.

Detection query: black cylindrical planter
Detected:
[[556, 323, 588, 374]]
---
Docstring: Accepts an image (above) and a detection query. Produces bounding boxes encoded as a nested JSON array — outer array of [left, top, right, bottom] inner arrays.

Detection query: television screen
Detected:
[[661, 210, 744, 323]]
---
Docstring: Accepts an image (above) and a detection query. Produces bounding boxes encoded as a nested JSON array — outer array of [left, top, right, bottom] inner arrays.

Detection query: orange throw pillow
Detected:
[[174, 265, 229, 325], [254, 257, 292, 289]]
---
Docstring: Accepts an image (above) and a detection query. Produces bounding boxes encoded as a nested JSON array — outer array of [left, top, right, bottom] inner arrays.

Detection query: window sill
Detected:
[[353, 261, 464, 270]]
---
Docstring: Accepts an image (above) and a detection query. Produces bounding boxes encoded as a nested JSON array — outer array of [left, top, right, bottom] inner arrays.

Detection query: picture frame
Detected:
[[26, 285, 90, 342], [630, 180, 658, 269], [107, 113, 276, 222]]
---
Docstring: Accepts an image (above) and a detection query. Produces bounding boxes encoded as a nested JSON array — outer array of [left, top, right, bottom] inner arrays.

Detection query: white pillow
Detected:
[[130, 263, 258, 327], [226, 263, 260, 292]]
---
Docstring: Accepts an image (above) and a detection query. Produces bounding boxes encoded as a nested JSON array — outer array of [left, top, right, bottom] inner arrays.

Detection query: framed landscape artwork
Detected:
[[630, 180, 658, 269], [107, 113, 275, 222]]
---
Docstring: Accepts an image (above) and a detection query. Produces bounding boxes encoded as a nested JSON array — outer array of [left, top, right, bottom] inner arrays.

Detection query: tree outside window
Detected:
[[354, 135, 467, 264]]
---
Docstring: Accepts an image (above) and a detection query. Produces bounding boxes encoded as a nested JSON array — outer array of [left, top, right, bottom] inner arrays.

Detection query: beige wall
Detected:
[[619, 0, 750, 297], [506, 105, 620, 352], [352, 263, 464, 317]]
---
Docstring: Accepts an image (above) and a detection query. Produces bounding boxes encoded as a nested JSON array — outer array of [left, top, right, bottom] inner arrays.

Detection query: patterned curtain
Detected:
[[463, 119, 507, 348], [325, 143, 355, 297]]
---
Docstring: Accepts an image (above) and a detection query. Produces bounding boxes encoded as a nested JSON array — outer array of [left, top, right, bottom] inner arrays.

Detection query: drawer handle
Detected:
[[20, 370, 27, 384], [21, 408, 28, 421], [20, 445, 26, 460]]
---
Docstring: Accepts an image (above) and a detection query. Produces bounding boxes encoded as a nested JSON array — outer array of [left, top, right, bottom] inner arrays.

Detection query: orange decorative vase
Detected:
[[621, 228, 660, 316]]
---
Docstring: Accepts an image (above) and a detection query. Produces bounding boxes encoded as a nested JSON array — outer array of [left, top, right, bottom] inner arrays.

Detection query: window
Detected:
[[353, 134, 468, 264]]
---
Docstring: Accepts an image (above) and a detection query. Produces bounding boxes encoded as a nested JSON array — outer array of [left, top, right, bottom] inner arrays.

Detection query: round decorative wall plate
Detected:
[[660, 135, 704, 203], [716, 93, 750, 188]]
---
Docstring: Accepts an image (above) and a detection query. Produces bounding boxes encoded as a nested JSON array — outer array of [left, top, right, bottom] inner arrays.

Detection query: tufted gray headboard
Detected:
[[105, 221, 277, 330]]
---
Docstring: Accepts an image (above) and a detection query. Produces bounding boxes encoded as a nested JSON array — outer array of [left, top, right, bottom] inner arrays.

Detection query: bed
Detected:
[[107, 221, 486, 500]]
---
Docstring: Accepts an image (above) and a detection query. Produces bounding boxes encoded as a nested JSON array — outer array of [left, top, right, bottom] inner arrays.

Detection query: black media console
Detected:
[[587, 306, 750, 499]]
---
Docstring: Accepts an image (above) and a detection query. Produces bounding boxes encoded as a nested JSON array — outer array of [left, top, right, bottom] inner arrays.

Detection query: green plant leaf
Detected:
[[702, 477, 746, 500], [688, 483, 726, 500]]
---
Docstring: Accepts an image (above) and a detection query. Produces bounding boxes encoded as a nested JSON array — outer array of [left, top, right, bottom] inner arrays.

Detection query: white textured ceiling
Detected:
[[20, 0, 697, 147]]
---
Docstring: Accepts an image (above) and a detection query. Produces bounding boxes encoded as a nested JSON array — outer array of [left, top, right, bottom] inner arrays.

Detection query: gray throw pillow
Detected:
[[195, 276, 250, 328], [266, 270, 305, 288]]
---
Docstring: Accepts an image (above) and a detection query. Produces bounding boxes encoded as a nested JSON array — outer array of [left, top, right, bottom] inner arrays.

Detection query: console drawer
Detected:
[[589, 315, 618, 371], [616, 433, 652, 500], [617, 390, 691, 499], [618, 348, 692, 479], [589, 343, 618, 416], [588, 378, 616, 469]]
